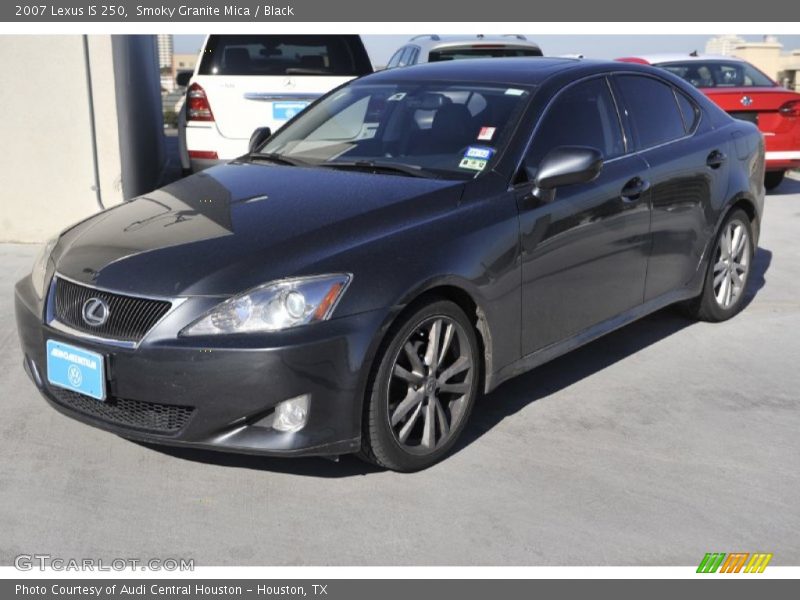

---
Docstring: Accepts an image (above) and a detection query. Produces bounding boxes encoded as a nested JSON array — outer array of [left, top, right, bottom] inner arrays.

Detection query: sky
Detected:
[[174, 34, 800, 66]]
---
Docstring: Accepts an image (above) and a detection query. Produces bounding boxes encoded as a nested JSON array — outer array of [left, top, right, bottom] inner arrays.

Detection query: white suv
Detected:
[[179, 35, 373, 172]]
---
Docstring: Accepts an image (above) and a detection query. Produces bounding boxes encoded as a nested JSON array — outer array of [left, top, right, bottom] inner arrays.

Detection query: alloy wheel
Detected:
[[386, 316, 474, 454], [713, 219, 750, 310]]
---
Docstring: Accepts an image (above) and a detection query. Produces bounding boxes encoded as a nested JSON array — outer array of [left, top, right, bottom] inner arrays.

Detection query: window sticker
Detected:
[[459, 157, 488, 171], [477, 126, 496, 141], [464, 146, 495, 160], [505, 88, 525, 96], [387, 92, 407, 101]]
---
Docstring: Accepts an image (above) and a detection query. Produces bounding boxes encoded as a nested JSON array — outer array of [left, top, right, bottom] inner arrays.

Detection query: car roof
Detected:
[[403, 35, 542, 52], [622, 53, 745, 65], [364, 57, 653, 85]]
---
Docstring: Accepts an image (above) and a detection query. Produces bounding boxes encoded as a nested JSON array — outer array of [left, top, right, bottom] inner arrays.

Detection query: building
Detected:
[[705, 34, 747, 56], [172, 52, 198, 77], [157, 33, 173, 69], [0, 35, 167, 243], [158, 34, 177, 93]]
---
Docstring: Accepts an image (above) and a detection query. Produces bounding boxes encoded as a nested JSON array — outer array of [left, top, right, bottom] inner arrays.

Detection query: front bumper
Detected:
[[15, 276, 389, 458]]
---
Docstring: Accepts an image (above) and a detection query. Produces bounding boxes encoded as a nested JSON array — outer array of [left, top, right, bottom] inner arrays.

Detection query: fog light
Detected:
[[272, 394, 310, 432]]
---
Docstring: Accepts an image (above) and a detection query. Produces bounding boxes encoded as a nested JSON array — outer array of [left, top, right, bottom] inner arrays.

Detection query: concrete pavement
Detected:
[[1, 177, 799, 566]]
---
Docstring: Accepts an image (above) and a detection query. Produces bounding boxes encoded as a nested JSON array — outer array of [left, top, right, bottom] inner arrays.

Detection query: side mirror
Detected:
[[533, 146, 603, 191], [248, 127, 272, 154], [176, 71, 192, 87]]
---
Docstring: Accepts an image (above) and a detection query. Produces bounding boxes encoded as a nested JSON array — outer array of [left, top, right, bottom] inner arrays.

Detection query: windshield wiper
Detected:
[[324, 160, 438, 179], [247, 152, 310, 167]]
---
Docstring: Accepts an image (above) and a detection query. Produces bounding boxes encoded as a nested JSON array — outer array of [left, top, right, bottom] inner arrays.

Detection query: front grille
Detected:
[[50, 387, 195, 434], [52, 278, 171, 342]]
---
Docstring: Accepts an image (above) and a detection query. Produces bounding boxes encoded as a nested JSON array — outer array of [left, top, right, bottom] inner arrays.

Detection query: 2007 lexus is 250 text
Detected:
[[15, 58, 764, 471]]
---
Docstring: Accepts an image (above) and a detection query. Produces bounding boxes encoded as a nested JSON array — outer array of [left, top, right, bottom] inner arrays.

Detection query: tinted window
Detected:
[[529, 77, 625, 164], [659, 61, 775, 88], [429, 47, 543, 62], [674, 90, 699, 133], [615, 75, 686, 149], [198, 35, 373, 76]]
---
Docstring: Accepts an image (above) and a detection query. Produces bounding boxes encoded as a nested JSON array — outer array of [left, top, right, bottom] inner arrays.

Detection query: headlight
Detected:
[[180, 274, 351, 336], [31, 235, 58, 299]]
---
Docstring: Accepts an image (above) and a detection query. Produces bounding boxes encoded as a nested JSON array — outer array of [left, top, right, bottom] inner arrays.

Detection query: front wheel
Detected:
[[685, 208, 754, 322], [764, 171, 785, 191], [359, 300, 480, 471]]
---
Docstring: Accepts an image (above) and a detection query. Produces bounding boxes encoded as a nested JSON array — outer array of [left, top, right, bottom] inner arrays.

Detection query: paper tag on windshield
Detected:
[[459, 157, 488, 171], [388, 92, 407, 101], [478, 126, 496, 141], [464, 146, 495, 160]]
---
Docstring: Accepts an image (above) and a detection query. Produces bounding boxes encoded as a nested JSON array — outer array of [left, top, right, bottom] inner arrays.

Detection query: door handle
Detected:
[[706, 150, 727, 169], [620, 177, 650, 202]]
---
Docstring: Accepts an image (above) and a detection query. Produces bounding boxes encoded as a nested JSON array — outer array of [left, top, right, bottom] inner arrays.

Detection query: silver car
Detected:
[[384, 34, 542, 69]]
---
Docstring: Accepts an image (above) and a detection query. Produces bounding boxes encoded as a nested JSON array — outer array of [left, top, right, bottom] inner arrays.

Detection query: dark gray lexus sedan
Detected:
[[15, 58, 764, 471]]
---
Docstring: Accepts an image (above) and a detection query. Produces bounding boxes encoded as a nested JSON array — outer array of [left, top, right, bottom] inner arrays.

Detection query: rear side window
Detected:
[[429, 46, 543, 62], [198, 35, 373, 76], [614, 75, 687, 149], [529, 77, 625, 164], [674, 90, 700, 133]]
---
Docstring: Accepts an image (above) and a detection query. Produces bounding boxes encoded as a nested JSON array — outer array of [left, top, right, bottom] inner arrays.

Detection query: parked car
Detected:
[[178, 34, 373, 172], [617, 53, 800, 190], [384, 34, 542, 69], [17, 58, 764, 471]]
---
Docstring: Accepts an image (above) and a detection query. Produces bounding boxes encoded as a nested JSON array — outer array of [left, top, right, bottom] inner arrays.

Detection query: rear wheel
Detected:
[[685, 209, 754, 322], [765, 171, 785, 191], [359, 300, 479, 472]]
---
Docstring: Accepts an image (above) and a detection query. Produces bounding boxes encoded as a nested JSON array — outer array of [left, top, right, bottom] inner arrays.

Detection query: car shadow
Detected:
[[769, 174, 800, 195], [135, 247, 772, 477], [456, 246, 772, 455], [134, 440, 384, 478]]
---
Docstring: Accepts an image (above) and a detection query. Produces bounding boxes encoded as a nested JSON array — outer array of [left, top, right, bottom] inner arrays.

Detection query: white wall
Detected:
[[0, 35, 164, 243]]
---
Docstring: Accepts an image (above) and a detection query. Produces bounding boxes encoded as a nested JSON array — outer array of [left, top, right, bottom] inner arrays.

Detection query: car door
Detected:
[[518, 76, 651, 355], [611, 74, 729, 301]]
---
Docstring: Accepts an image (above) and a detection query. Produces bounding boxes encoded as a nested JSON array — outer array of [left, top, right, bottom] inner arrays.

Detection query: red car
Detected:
[[618, 54, 800, 190]]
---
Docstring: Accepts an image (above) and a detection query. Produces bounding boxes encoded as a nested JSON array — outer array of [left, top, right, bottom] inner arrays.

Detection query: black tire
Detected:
[[684, 208, 754, 322], [359, 299, 480, 472], [764, 171, 785, 191]]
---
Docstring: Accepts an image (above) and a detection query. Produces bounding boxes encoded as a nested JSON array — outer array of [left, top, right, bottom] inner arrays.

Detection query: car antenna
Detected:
[[690, 50, 698, 56]]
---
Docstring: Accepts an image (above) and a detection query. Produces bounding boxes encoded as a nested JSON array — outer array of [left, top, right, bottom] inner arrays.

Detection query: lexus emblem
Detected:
[[82, 297, 110, 327], [740, 95, 753, 107]]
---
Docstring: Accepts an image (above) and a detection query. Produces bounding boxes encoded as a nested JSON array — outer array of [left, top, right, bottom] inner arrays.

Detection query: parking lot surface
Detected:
[[1, 177, 799, 566]]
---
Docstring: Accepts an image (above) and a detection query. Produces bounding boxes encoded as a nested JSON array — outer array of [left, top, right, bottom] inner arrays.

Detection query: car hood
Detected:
[[55, 162, 464, 297]]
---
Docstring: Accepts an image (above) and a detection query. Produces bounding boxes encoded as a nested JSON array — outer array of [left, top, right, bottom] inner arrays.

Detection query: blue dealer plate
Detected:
[[272, 101, 309, 121], [46, 340, 106, 401]]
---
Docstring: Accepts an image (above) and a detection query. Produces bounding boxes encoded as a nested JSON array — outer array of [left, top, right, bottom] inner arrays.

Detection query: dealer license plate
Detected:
[[46, 340, 106, 401]]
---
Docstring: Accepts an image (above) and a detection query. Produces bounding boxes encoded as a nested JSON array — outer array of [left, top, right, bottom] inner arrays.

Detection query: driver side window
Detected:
[[528, 77, 625, 170]]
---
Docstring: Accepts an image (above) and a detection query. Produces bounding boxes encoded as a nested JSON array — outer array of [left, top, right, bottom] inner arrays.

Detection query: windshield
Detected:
[[257, 82, 532, 179], [658, 61, 775, 88], [198, 35, 373, 77]]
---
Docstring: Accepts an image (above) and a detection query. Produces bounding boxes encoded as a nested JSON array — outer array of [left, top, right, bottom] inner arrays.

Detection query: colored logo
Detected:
[[696, 552, 772, 573], [82, 297, 110, 327], [740, 95, 753, 107]]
